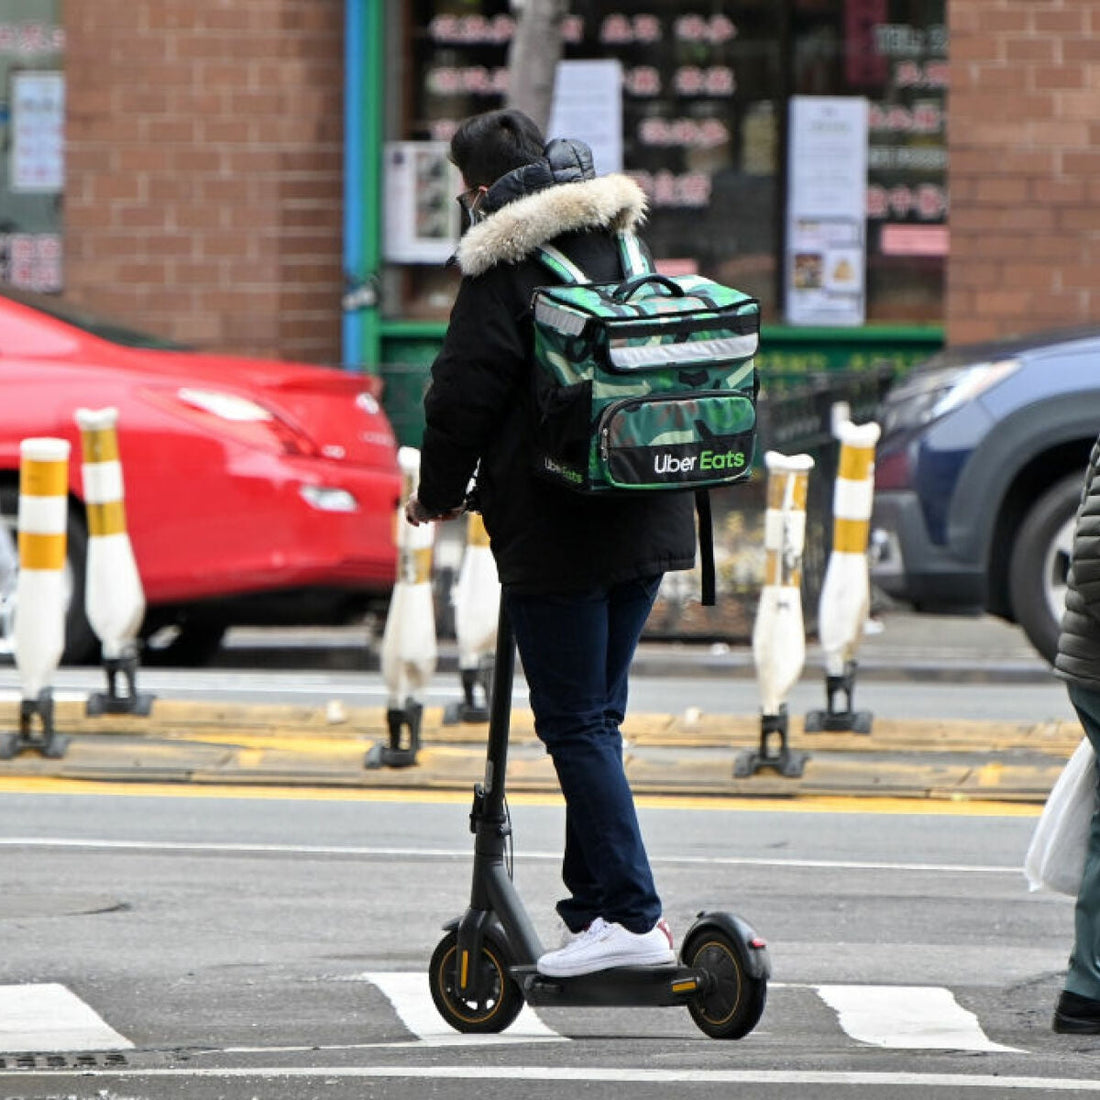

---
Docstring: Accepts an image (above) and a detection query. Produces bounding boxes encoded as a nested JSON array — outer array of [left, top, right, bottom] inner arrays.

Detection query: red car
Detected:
[[0, 288, 401, 665]]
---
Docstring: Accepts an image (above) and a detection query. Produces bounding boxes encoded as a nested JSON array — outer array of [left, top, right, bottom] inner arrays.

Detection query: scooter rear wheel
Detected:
[[428, 930, 525, 1034], [681, 929, 767, 1039]]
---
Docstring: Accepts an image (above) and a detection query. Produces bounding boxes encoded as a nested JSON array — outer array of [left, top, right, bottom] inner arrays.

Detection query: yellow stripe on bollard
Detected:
[[467, 513, 491, 548], [765, 471, 809, 512], [763, 551, 780, 587], [764, 550, 804, 589], [80, 429, 120, 465], [20, 460, 68, 498], [86, 499, 128, 537], [19, 531, 67, 571], [833, 516, 870, 554], [412, 547, 433, 585], [838, 445, 875, 483]]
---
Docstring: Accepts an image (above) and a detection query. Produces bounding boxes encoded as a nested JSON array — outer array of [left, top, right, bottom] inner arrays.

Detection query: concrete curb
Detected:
[[0, 699, 1073, 804], [211, 641, 1057, 684]]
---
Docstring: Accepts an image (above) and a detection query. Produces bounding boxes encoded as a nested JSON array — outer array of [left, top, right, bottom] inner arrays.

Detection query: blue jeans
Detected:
[[505, 575, 663, 935], [1066, 682, 1100, 999]]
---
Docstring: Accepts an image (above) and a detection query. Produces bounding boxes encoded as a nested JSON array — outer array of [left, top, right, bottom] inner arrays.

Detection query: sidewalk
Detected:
[[212, 607, 1054, 683], [0, 612, 1071, 804]]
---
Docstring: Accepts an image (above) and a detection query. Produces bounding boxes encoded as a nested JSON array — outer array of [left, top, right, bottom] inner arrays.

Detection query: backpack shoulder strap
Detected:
[[537, 232, 651, 284], [616, 231, 651, 279], [535, 244, 589, 285]]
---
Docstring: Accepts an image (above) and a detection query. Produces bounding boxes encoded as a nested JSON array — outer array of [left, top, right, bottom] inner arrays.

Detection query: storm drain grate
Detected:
[[0, 1051, 129, 1069]]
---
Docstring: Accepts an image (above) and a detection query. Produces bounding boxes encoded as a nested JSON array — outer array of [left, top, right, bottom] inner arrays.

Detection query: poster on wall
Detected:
[[546, 59, 623, 175], [784, 95, 869, 327], [383, 141, 462, 264], [11, 70, 64, 192]]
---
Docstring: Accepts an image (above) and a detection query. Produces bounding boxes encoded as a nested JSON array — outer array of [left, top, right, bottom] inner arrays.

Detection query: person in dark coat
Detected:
[[406, 108, 696, 977], [1052, 434, 1100, 1033]]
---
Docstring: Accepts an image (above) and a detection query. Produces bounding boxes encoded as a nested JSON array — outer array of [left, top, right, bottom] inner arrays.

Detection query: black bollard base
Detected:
[[804, 662, 873, 735], [86, 654, 154, 717], [442, 663, 493, 726], [366, 700, 423, 768], [0, 690, 70, 759], [734, 706, 808, 779]]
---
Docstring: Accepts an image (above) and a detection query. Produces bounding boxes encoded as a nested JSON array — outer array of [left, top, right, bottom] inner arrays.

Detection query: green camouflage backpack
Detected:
[[530, 232, 759, 602]]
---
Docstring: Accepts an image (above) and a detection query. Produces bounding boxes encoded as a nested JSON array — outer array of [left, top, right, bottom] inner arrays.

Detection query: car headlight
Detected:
[[881, 358, 1020, 434]]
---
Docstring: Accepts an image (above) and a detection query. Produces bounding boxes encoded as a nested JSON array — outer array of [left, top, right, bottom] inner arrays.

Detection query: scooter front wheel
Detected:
[[681, 928, 767, 1039], [428, 930, 525, 1034]]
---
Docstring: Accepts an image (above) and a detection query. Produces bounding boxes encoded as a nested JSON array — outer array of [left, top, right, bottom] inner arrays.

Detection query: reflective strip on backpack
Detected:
[[617, 232, 650, 278], [534, 298, 588, 336], [608, 332, 759, 370], [536, 245, 589, 284]]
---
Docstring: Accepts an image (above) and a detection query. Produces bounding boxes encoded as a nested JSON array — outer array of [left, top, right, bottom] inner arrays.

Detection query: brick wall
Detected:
[[65, 0, 345, 364], [948, 1, 1100, 344]]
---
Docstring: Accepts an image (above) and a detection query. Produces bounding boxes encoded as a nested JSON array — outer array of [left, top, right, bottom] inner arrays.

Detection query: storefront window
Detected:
[[0, 0, 63, 292], [391, 0, 946, 327], [792, 0, 947, 322]]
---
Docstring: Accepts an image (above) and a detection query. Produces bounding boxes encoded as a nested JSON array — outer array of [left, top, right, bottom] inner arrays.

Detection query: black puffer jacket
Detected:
[[417, 142, 695, 593], [1055, 435, 1100, 690]]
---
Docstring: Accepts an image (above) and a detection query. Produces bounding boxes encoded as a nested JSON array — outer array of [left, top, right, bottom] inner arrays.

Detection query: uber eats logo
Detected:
[[654, 448, 746, 475]]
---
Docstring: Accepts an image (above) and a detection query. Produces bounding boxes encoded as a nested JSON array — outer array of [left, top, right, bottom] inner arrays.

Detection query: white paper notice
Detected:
[[547, 60, 623, 175], [383, 141, 462, 264], [11, 70, 64, 192], [785, 96, 869, 327]]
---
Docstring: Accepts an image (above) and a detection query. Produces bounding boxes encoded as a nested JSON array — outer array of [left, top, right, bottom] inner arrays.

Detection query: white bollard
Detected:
[[805, 418, 882, 734], [76, 408, 153, 716], [6, 437, 71, 757], [736, 451, 814, 778], [369, 446, 437, 767], [444, 511, 499, 724]]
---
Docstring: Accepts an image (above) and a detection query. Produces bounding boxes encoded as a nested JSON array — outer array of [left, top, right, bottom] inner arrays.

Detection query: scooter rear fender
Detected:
[[683, 910, 772, 981]]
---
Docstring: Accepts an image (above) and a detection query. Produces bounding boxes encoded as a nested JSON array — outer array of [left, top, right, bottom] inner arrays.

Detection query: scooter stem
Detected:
[[459, 602, 543, 978]]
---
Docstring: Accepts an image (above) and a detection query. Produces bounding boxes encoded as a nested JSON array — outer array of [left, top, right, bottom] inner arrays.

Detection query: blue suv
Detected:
[[871, 326, 1100, 664]]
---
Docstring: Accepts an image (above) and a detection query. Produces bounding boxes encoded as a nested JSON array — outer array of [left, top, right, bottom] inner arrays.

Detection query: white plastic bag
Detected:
[[1025, 737, 1099, 895]]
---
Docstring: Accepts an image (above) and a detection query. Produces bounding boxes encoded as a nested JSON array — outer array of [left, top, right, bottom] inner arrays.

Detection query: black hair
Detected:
[[450, 109, 546, 189]]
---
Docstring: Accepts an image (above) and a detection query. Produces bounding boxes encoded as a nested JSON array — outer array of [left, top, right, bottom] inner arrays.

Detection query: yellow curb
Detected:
[[41, 700, 1083, 758]]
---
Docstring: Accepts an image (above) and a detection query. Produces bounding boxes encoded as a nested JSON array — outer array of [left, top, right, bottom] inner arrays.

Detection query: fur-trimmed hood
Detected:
[[455, 173, 647, 278]]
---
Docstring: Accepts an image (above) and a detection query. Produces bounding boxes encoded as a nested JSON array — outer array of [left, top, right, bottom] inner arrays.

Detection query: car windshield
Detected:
[[2, 287, 189, 350]]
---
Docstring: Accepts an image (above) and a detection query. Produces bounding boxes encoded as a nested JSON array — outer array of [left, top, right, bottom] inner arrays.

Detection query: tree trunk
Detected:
[[506, 0, 567, 133]]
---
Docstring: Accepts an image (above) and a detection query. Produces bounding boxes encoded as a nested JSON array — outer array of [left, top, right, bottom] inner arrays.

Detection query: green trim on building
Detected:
[[377, 322, 944, 446]]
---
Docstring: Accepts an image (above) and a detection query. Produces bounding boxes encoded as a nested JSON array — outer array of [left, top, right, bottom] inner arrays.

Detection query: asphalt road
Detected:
[[0, 787, 1097, 1098]]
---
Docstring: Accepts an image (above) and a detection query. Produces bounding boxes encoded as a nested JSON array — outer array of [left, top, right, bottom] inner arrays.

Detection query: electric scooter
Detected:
[[429, 603, 771, 1039]]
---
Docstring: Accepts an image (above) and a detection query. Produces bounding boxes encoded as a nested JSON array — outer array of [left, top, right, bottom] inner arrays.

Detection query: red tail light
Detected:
[[874, 446, 911, 490]]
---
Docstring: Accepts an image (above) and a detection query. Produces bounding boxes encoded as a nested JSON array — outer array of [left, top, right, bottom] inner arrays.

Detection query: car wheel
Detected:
[[1008, 473, 1080, 666], [141, 621, 228, 667], [0, 483, 99, 665]]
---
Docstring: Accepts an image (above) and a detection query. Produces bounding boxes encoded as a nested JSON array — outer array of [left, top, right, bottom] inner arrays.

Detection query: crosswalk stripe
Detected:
[[809, 984, 1021, 1052], [363, 971, 565, 1045], [0, 983, 132, 1052]]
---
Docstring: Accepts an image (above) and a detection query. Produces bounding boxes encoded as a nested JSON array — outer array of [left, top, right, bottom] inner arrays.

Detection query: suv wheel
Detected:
[[1008, 473, 1079, 665]]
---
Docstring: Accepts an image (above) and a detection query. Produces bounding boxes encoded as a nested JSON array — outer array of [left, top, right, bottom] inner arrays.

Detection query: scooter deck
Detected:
[[512, 963, 709, 1008]]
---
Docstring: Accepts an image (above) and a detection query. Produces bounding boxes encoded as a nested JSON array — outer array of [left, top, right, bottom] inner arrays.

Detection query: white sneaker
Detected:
[[537, 916, 675, 977]]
